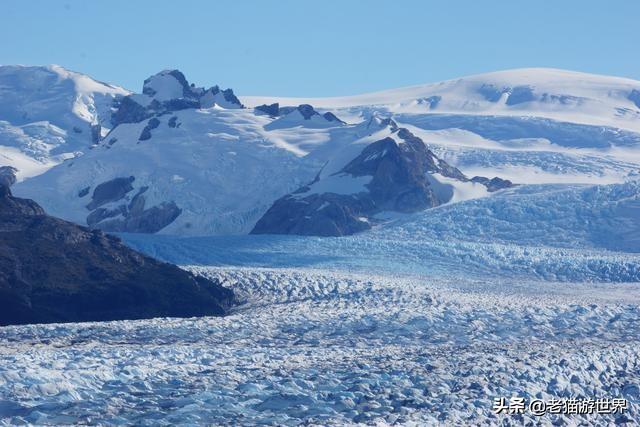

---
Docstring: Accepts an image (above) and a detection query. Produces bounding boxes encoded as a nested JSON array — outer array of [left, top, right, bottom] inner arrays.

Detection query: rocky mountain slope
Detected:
[[0, 173, 234, 326], [252, 122, 511, 236]]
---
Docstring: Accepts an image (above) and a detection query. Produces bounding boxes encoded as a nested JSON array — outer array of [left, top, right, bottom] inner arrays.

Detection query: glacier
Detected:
[[1, 65, 640, 425], [2, 180, 640, 424], [0, 268, 638, 425]]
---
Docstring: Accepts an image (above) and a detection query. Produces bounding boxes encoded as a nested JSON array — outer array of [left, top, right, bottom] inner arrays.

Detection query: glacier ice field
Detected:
[[1, 182, 639, 425]]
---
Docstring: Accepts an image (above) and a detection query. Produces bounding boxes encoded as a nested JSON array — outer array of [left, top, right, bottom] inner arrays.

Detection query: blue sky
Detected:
[[1, 0, 638, 96]]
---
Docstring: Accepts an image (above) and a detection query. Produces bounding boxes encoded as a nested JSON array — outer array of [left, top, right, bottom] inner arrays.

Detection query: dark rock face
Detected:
[[471, 176, 514, 192], [478, 84, 505, 102], [323, 112, 345, 123], [252, 127, 465, 236], [479, 84, 536, 105], [78, 186, 90, 198], [0, 166, 17, 188], [86, 176, 135, 210], [0, 184, 234, 326], [85, 180, 181, 233], [292, 104, 344, 123], [258, 103, 345, 126], [87, 205, 127, 226], [90, 123, 102, 144], [298, 104, 317, 120], [163, 98, 200, 111], [540, 93, 583, 105], [93, 201, 182, 234], [255, 103, 280, 117], [221, 88, 242, 107], [506, 86, 535, 105], [253, 193, 374, 237], [139, 117, 161, 141], [111, 96, 153, 126], [252, 125, 514, 237], [342, 135, 440, 212]]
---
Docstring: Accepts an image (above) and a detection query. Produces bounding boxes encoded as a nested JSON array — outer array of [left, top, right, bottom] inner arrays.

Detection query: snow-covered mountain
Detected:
[[0, 65, 129, 180], [6, 65, 640, 235], [245, 68, 640, 133], [252, 121, 511, 236]]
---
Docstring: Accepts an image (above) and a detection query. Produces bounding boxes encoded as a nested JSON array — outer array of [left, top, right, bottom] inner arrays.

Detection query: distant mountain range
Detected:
[[2, 65, 639, 236]]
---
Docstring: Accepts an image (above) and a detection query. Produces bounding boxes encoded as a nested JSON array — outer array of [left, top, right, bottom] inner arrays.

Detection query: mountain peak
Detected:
[[111, 70, 244, 127], [142, 69, 192, 101]]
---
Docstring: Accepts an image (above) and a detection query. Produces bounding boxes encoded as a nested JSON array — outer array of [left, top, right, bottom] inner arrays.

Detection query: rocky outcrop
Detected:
[[470, 176, 514, 192], [84, 178, 181, 233], [252, 193, 374, 237], [478, 84, 536, 105], [506, 86, 535, 105], [258, 104, 345, 129], [252, 127, 463, 236], [252, 125, 514, 237], [86, 176, 135, 210], [139, 117, 160, 141], [111, 96, 154, 126], [92, 201, 182, 234], [255, 102, 281, 117], [0, 166, 17, 188], [0, 182, 234, 326], [111, 70, 243, 127]]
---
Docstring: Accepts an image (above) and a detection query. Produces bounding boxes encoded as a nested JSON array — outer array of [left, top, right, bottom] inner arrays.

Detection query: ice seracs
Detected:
[[0, 65, 128, 179]]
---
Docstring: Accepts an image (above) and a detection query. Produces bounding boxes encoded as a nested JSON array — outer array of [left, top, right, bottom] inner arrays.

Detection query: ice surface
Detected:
[[119, 181, 640, 282], [0, 268, 638, 425]]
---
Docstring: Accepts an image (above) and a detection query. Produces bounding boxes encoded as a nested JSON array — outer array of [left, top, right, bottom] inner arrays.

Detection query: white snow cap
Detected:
[[142, 70, 189, 101]]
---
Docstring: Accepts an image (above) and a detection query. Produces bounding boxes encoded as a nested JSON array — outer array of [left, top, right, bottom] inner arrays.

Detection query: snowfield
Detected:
[[0, 65, 128, 180], [8, 66, 640, 236], [0, 268, 639, 425]]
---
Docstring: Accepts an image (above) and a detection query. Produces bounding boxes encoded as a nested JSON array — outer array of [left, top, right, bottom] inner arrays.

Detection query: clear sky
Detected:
[[1, 0, 638, 96]]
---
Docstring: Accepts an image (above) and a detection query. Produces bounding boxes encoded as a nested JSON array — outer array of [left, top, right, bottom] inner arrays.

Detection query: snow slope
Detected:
[[0, 65, 129, 180], [7, 66, 640, 235], [12, 108, 328, 234], [245, 68, 640, 133]]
